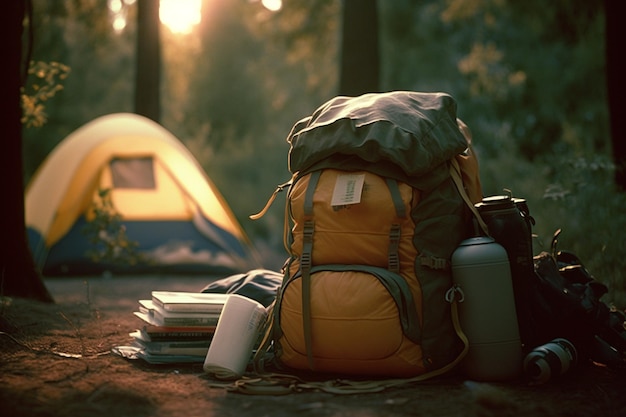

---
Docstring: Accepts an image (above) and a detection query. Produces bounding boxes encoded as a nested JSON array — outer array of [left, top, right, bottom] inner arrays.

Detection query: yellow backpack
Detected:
[[253, 91, 485, 382]]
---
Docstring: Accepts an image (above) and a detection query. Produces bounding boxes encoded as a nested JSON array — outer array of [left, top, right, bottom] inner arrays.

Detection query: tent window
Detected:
[[110, 157, 156, 189]]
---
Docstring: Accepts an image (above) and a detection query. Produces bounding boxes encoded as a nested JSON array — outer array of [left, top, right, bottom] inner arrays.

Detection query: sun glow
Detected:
[[109, 0, 280, 34], [261, 0, 282, 11], [159, 0, 202, 34]]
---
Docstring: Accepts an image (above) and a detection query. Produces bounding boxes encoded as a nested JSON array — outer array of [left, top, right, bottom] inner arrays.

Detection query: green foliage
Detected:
[[81, 189, 146, 268], [538, 156, 626, 308], [21, 61, 70, 128], [22, 0, 135, 182]]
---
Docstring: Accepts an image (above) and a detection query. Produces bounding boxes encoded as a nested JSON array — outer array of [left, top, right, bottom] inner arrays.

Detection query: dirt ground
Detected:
[[1, 274, 626, 417]]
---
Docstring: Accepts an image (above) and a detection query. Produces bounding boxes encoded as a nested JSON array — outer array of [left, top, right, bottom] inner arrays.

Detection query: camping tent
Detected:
[[25, 113, 260, 276]]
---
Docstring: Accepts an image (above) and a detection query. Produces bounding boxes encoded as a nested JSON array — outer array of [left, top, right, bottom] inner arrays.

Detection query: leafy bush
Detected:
[[81, 189, 147, 268], [537, 155, 626, 308]]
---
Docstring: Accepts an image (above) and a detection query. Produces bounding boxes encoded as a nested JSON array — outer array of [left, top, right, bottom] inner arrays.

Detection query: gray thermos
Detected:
[[452, 236, 523, 381]]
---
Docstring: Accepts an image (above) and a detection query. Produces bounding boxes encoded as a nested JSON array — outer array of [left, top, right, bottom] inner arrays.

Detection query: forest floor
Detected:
[[1, 274, 626, 417]]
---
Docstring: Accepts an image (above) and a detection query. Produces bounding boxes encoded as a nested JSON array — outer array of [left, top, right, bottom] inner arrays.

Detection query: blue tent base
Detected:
[[28, 216, 256, 277]]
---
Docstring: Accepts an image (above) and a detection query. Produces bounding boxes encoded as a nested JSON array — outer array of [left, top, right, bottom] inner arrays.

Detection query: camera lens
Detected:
[[523, 338, 577, 384]]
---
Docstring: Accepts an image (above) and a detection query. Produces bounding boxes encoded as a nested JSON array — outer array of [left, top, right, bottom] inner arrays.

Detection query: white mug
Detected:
[[203, 294, 267, 379]]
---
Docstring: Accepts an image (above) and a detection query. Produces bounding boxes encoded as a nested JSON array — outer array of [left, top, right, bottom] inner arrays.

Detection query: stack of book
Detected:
[[130, 291, 230, 364]]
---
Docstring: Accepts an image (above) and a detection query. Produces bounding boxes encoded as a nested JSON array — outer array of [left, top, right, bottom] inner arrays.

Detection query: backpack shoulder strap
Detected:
[[449, 157, 489, 236]]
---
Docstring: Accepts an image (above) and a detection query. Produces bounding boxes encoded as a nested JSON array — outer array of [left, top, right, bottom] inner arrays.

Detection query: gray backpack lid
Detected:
[[286, 91, 468, 190]]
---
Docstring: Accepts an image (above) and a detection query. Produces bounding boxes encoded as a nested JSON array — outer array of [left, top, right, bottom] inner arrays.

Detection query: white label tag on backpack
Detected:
[[331, 173, 365, 206]]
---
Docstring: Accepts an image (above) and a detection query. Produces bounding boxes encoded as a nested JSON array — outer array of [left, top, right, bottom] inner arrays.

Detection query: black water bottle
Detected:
[[475, 191, 535, 350]]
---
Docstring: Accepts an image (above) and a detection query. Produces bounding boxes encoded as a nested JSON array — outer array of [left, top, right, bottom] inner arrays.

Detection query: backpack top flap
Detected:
[[286, 91, 468, 190]]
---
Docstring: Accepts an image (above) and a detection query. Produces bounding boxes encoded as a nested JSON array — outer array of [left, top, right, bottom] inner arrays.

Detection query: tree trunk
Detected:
[[605, 0, 625, 191], [0, 0, 54, 303], [135, 0, 161, 122], [338, 0, 380, 96]]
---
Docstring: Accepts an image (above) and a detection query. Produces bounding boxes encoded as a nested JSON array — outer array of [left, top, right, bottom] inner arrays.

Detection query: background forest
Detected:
[[22, 0, 625, 306]]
